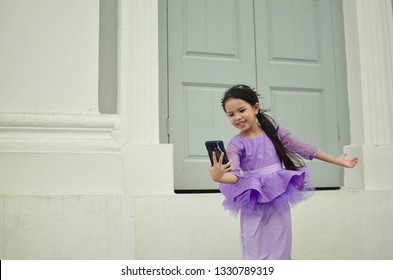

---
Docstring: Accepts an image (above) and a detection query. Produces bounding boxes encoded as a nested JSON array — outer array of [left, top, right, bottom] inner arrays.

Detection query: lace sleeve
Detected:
[[226, 139, 243, 178], [277, 126, 318, 160]]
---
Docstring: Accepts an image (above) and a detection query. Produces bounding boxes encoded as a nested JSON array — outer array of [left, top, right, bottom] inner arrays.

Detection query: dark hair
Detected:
[[221, 84, 304, 171]]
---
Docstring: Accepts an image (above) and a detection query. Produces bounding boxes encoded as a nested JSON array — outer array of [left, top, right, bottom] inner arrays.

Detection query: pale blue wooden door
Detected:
[[168, 0, 347, 190], [254, 0, 343, 187], [168, 0, 256, 190]]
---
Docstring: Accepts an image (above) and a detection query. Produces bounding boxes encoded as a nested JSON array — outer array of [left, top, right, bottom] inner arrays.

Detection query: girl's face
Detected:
[[224, 97, 260, 135]]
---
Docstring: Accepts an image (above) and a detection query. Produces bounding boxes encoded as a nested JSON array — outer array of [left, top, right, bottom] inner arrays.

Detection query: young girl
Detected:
[[209, 84, 358, 260]]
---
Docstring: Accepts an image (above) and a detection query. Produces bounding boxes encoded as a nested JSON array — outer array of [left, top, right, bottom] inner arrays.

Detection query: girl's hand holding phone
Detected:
[[209, 151, 232, 182]]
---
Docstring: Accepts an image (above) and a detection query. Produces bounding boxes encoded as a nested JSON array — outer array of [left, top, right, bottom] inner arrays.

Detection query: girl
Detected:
[[209, 84, 358, 260]]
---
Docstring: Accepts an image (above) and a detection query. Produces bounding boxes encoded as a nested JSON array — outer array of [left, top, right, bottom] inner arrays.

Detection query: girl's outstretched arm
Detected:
[[315, 149, 359, 168]]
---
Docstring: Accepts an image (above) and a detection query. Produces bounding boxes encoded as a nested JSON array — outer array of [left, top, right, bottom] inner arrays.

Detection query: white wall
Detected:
[[1, 191, 392, 260], [0, 0, 99, 113], [0, 195, 135, 259], [136, 190, 393, 260], [0, 0, 132, 260], [0, 0, 392, 260]]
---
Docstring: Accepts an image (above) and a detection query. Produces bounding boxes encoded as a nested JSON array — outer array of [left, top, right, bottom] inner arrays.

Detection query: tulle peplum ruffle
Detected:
[[219, 163, 315, 216]]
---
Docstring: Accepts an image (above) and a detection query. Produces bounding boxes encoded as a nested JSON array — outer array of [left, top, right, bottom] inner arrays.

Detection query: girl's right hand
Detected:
[[208, 151, 232, 182]]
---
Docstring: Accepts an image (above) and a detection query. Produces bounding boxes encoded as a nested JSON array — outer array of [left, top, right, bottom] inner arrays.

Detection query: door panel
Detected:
[[269, 0, 319, 62], [168, 0, 256, 190], [255, 0, 341, 186]]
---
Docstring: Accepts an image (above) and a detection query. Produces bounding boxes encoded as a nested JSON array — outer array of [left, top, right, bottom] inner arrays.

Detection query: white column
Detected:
[[343, 0, 393, 190], [128, 0, 160, 144], [120, 0, 173, 194]]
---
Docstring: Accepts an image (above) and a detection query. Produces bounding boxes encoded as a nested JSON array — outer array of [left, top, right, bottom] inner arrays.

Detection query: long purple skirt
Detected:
[[240, 201, 292, 260]]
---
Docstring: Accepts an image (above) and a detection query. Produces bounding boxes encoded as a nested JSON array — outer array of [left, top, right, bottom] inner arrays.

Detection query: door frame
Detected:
[[159, 0, 170, 144]]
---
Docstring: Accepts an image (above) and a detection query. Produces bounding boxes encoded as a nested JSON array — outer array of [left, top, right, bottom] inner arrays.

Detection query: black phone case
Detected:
[[205, 140, 229, 166]]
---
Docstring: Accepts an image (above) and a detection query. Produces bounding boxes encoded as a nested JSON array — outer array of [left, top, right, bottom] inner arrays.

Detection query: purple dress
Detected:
[[219, 126, 317, 260]]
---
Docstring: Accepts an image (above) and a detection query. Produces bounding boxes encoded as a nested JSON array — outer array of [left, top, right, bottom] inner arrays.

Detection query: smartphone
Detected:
[[205, 140, 229, 166]]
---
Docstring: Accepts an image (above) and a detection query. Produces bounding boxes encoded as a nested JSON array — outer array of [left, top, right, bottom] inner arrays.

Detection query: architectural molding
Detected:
[[0, 113, 121, 152]]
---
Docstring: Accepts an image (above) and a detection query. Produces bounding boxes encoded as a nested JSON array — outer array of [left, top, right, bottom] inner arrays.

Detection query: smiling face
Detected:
[[224, 97, 260, 136]]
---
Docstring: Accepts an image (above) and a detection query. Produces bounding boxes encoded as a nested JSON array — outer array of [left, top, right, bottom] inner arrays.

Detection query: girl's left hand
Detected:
[[336, 153, 359, 168]]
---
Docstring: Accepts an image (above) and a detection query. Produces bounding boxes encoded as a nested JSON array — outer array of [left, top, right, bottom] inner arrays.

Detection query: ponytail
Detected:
[[256, 112, 304, 171]]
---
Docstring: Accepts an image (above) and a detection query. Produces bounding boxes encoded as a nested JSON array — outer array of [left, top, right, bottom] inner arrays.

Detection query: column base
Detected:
[[344, 144, 393, 190]]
